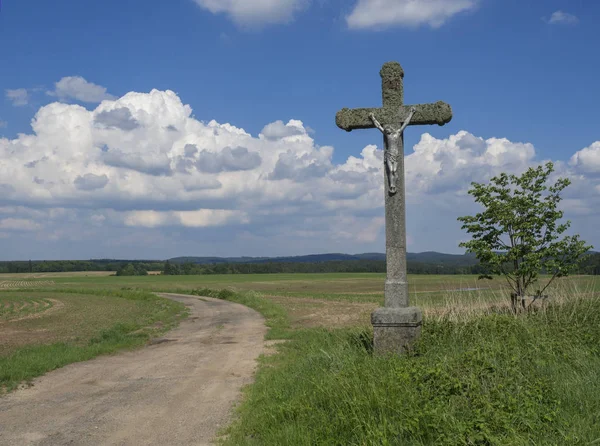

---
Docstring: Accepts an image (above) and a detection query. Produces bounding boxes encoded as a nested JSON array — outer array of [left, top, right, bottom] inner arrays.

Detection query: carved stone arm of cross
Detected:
[[336, 101, 452, 132]]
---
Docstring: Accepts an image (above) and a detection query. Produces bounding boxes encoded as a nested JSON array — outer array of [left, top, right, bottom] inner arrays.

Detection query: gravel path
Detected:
[[0, 293, 267, 446]]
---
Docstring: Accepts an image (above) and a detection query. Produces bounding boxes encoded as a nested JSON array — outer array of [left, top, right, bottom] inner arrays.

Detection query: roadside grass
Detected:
[[190, 285, 600, 445], [0, 289, 187, 393]]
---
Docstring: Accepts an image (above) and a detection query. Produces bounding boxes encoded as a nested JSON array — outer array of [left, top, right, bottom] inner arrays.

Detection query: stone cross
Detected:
[[336, 62, 452, 354]]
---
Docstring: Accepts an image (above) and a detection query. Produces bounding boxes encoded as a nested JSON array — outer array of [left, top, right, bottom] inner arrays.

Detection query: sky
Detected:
[[0, 0, 599, 260]]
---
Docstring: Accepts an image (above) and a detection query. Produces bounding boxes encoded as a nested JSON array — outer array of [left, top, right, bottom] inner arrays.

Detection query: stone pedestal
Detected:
[[371, 307, 422, 355]]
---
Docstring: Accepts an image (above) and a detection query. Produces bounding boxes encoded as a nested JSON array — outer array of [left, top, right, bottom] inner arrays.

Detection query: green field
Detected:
[[4, 271, 598, 301], [0, 287, 187, 392], [2, 272, 600, 444]]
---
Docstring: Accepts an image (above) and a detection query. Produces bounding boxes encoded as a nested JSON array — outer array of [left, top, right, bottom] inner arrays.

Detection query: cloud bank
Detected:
[[0, 87, 598, 259]]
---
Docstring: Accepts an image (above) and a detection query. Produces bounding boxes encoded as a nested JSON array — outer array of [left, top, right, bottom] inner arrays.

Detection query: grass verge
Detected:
[[192, 287, 600, 445], [0, 289, 187, 393]]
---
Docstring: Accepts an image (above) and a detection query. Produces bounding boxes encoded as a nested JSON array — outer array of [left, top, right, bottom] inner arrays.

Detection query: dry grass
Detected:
[[0, 271, 114, 280], [266, 295, 376, 329], [262, 276, 600, 329]]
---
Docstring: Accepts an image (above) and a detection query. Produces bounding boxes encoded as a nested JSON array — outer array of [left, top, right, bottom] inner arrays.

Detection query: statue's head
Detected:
[[383, 125, 394, 135]]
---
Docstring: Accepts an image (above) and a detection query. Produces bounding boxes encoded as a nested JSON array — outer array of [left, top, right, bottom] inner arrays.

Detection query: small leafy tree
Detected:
[[458, 162, 592, 310]]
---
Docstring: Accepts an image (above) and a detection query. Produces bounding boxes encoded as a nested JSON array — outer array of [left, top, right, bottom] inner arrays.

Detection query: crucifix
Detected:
[[336, 62, 452, 354]]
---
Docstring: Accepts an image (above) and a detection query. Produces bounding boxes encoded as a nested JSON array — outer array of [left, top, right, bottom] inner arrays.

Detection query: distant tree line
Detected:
[[0, 260, 164, 274], [2, 253, 599, 276], [115, 263, 149, 276], [161, 255, 600, 276]]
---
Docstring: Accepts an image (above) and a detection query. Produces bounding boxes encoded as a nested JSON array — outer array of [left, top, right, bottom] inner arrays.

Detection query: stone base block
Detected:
[[371, 307, 422, 355]]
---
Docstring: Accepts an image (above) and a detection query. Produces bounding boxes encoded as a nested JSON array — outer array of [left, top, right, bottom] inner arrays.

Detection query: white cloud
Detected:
[[6, 88, 29, 106], [346, 0, 478, 29], [546, 10, 578, 25], [0, 218, 41, 231], [74, 173, 110, 191], [260, 120, 306, 140], [48, 76, 115, 103], [405, 131, 536, 194], [0, 86, 598, 259], [193, 0, 308, 27], [569, 142, 600, 174], [124, 209, 249, 228]]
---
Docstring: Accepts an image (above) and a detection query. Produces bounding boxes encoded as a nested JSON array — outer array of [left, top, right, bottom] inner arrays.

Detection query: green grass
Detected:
[[222, 295, 600, 445], [3, 272, 600, 444], [0, 289, 187, 392]]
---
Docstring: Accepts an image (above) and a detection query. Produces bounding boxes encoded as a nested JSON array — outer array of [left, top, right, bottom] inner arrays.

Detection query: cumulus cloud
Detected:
[[347, 0, 478, 29], [124, 209, 249, 228], [569, 142, 600, 174], [6, 88, 29, 106], [405, 131, 536, 194], [195, 146, 262, 173], [0, 218, 40, 231], [1, 86, 598, 259], [261, 120, 306, 140], [546, 11, 579, 25], [269, 147, 333, 181], [74, 173, 110, 191], [47, 76, 115, 103], [95, 107, 140, 130], [193, 0, 308, 27]]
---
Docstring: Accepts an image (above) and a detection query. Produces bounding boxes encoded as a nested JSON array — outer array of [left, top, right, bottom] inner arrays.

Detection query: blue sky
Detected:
[[1, 0, 599, 260]]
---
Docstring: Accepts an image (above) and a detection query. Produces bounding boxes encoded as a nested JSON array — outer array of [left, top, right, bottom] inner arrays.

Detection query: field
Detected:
[[3, 271, 595, 329], [0, 285, 187, 392], [2, 271, 600, 444]]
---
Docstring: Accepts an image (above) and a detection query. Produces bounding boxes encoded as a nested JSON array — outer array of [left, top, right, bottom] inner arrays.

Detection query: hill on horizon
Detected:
[[168, 251, 479, 266]]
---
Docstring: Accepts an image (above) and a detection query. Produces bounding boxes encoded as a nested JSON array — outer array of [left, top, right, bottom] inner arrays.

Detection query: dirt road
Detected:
[[0, 293, 267, 446]]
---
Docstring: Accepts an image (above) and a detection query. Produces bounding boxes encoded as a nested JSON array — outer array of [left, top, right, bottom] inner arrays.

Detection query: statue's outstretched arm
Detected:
[[369, 113, 385, 133], [397, 107, 417, 134]]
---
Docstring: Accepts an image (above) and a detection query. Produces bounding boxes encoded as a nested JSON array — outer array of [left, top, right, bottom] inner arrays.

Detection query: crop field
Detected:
[[0, 295, 57, 322], [5, 271, 594, 329], [0, 280, 56, 289], [0, 288, 186, 392]]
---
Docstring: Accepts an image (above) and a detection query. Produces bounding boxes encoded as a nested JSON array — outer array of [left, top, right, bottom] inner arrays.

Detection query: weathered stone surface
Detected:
[[336, 101, 452, 132], [384, 279, 409, 308], [336, 61, 450, 132], [380, 61, 404, 109], [371, 307, 422, 355], [335, 61, 452, 354]]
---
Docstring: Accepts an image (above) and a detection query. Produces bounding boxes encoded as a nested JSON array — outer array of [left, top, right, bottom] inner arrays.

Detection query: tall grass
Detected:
[[222, 286, 600, 445]]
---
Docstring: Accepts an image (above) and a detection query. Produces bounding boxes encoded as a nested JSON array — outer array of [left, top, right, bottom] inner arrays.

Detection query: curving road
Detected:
[[0, 293, 267, 446]]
